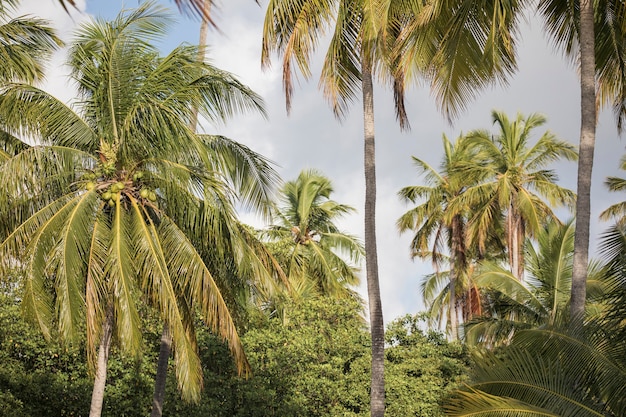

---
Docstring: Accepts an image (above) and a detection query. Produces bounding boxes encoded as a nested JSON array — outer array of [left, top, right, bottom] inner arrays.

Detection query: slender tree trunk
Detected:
[[362, 60, 385, 417], [507, 206, 525, 282], [189, 0, 212, 132], [448, 216, 465, 341], [151, 3, 212, 415], [151, 324, 173, 417], [570, 0, 596, 323], [448, 274, 458, 341], [89, 307, 114, 417]]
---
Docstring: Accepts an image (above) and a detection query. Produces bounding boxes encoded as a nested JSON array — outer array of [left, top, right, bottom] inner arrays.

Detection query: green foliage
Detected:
[[384, 314, 469, 417], [0, 292, 469, 416]]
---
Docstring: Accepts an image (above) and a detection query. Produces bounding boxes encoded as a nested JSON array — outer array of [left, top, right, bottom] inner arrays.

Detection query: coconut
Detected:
[[140, 188, 149, 199], [86, 181, 96, 191], [148, 191, 157, 202], [102, 191, 112, 200]]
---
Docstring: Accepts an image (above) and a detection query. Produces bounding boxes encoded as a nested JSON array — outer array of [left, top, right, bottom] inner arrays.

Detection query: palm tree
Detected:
[[458, 111, 577, 282], [265, 169, 363, 304], [410, 0, 626, 320], [599, 156, 626, 224], [398, 134, 487, 340], [261, 1, 410, 413], [149, 0, 279, 411], [0, 3, 274, 416]]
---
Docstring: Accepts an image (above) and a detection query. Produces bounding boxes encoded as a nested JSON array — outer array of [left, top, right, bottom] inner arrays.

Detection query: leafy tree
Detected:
[[398, 135, 485, 339], [459, 111, 577, 282], [384, 314, 469, 417], [264, 169, 363, 306], [0, 3, 274, 415]]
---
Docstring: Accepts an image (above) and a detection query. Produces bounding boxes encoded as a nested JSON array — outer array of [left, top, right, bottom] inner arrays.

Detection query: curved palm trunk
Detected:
[[151, 3, 212, 416], [89, 306, 114, 417], [150, 324, 173, 417], [570, 0, 596, 322], [362, 60, 385, 417]]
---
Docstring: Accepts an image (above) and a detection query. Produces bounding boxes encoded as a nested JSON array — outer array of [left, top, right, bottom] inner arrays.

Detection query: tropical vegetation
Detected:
[[2, 0, 626, 416], [0, 3, 282, 416], [263, 169, 363, 306]]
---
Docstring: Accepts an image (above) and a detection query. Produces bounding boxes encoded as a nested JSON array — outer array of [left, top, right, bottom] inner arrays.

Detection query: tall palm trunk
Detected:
[[449, 214, 466, 341], [362, 59, 385, 417], [151, 3, 212, 416], [570, 0, 596, 322], [89, 306, 114, 417]]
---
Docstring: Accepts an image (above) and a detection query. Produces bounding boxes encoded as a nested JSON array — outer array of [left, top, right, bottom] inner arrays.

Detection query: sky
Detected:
[[13, 0, 626, 324]]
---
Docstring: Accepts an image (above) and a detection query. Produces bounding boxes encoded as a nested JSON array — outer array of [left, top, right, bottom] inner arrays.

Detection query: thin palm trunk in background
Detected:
[[570, 0, 596, 321]]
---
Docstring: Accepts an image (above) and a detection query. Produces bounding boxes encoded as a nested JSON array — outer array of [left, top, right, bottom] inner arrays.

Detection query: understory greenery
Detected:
[[0, 294, 468, 417]]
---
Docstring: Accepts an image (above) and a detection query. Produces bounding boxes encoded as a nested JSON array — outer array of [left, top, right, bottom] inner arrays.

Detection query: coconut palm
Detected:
[[458, 111, 577, 282], [265, 169, 363, 304], [0, 0, 60, 229], [398, 134, 489, 339], [0, 3, 275, 416]]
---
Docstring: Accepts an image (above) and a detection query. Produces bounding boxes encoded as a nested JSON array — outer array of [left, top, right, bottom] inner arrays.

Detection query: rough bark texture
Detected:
[[570, 0, 596, 322], [362, 61, 385, 417], [150, 324, 173, 417], [89, 307, 114, 417]]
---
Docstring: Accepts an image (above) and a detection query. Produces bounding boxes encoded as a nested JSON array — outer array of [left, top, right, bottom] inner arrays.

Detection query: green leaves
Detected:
[[264, 170, 363, 305], [0, 1, 278, 405]]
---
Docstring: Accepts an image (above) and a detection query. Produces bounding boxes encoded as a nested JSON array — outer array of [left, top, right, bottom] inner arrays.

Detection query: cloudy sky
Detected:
[[14, 0, 626, 324]]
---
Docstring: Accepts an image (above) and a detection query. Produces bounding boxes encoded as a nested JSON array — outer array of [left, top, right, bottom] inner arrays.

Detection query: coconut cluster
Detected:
[[81, 169, 158, 206]]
